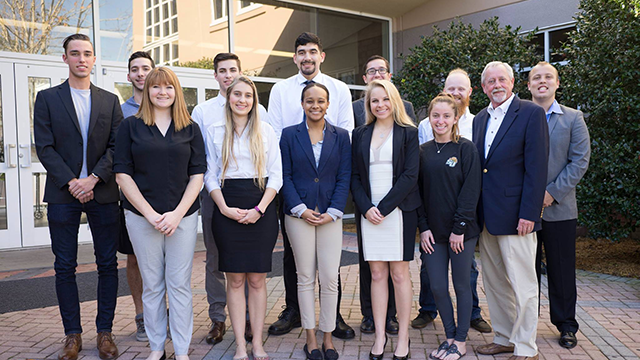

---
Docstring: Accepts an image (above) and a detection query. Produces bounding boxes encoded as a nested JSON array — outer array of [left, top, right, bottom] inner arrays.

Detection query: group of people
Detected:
[[34, 30, 590, 360]]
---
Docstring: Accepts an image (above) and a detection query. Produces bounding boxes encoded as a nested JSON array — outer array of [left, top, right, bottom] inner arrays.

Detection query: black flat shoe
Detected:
[[322, 344, 340, 360], [559, 331, 578, 349], [369, 334, 388, 360], [303, 344, 323, 360], [392, 340, 410, 360]]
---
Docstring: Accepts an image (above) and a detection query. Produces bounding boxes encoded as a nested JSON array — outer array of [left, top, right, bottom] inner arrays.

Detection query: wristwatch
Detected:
[[91, 173, 100, 181]]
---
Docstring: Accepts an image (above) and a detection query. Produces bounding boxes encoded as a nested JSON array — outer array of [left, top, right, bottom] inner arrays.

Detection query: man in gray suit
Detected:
[[352, 55, 416, 128], [528, 61, 590, 350]]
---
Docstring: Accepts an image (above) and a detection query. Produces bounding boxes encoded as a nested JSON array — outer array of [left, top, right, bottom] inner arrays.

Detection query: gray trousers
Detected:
[[125, 210, 198, 355], [201, 190, 227, 322]]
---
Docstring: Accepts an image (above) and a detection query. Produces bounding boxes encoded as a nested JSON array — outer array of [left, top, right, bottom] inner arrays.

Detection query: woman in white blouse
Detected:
[[204, 76, 282, 360]]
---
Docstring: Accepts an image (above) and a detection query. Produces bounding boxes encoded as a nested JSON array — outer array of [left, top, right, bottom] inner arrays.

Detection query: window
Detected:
[[527, 24, 576, 64], [145, 0, 178, 45], [212, 0, 228, 22]]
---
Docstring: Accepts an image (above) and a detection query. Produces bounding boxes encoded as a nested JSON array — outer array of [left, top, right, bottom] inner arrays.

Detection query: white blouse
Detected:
[[204, 121, 283, 193]]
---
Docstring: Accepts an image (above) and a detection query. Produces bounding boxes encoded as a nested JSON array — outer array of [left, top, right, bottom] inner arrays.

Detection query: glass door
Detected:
[[14, 63, 93, 247], [0, 62, 21, 249]]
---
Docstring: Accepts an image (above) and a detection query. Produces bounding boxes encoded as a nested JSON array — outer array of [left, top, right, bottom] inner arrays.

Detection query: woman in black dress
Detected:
[[418, 93, 481, 360], [204, 76, 282, 360]]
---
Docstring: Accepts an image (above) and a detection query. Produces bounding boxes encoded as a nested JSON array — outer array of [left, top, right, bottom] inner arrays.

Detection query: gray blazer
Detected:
[[543, 104, 590, 222]]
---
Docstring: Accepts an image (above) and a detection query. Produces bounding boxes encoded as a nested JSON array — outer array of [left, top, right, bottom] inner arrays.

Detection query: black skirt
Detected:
[[212, 178, 278, 273]]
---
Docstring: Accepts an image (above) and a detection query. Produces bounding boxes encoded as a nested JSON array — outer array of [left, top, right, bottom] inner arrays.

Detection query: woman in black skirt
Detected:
[[418, 93, 481, 360], [204, 76, 282, 360]]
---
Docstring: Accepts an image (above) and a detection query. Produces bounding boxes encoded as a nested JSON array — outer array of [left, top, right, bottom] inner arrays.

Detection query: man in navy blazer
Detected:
[[529, 62, 590, 350], [473, 62, 549, 360], [34, 34, 123, 360]]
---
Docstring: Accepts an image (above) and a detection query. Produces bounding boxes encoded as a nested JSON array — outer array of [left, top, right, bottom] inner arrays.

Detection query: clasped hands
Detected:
[[421, 230, 465, 254], [145, 211, 183, 236], [222, 206, 263, 225], [68, 177, 99, 204]]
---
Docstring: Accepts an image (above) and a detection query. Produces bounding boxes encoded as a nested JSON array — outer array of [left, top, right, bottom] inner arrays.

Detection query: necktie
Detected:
[[303, 80, 315, 86]]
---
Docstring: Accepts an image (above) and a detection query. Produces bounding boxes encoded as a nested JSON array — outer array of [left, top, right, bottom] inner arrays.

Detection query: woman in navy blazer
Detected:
[[351, 80, 420, 360], [280, 83, 351, 360]]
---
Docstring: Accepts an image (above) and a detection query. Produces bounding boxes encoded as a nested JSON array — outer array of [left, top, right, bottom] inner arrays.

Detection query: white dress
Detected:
[[361, 130, 404, 261]]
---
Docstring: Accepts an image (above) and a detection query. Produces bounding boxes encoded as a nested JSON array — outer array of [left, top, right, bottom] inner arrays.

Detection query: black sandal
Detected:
[[443, 344, 465, 360], [429, 341, 449, 360]]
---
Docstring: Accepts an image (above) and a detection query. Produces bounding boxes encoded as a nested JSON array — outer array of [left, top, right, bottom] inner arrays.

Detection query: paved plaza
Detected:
[[0, 232, 639, 360]]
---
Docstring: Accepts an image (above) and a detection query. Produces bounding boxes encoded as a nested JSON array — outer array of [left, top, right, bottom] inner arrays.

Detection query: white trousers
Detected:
[[479, 227, 539, 357], [285, 215, 343, 332], [126, 210, 198, 355]]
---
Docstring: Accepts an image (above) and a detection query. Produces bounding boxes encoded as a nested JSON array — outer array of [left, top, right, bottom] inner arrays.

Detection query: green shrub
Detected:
[[562, 0, 640, 240], [395, 17, 539, 115]]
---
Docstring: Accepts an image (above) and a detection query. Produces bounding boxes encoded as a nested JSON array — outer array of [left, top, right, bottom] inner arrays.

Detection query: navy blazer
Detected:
[[351, 122, 421, 217], [472, 95, 549, 235], [280, 120, 351, 215], [34, 80, 124, 204]]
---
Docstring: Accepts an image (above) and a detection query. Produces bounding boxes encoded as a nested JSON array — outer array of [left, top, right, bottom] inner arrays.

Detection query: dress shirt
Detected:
[[121, 96, 140, 118], [545, 100, 563, 122], [267, 71, 354, 139], [484, 93, 515, 158], [204, 121, 282, 193], [418, 108, 474, 144], [289, 121, 342, 221], [191, 93, 268, 142]]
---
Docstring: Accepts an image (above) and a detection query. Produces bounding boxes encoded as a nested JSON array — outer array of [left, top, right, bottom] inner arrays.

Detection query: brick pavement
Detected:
[[0, 232, 639, 360]]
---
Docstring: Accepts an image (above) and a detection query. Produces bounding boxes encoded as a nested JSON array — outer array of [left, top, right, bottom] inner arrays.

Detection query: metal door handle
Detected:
[[19, 144, 31, 168], [7, 144, 17, 168]]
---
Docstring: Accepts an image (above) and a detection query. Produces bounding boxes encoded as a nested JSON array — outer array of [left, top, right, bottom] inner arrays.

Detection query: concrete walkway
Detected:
[[0, 233, 639, 360]]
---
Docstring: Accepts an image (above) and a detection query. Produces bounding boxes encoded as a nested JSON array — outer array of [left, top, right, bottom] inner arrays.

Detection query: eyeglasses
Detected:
[[366, 68, 388, 76]]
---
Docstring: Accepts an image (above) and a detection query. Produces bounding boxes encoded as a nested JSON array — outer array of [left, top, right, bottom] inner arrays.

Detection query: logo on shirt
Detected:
[[446, 157, 458, 168]]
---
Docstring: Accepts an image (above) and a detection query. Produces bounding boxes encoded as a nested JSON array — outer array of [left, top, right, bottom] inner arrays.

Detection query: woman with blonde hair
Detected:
[[204, 76, 282, 360], [351, 80, 420, 360], [114, 66, 207, 360]]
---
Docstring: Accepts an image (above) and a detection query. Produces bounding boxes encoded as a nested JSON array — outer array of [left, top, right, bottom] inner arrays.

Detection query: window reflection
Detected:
[[183, 87, 198, 114], [28, 77, 52, 163]]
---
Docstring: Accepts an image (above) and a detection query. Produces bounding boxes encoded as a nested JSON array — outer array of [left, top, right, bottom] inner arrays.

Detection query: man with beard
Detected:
[[267, 32, 355, 339], [474, 61, 548, 360], [414, 69, 492, 334], [119, 51, 155, 342], [528, 61, 590, 350], [191, 52, 267, 346]]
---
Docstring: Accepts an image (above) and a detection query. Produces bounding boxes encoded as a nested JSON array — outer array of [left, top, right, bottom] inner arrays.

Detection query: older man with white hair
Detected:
[[473, 61, 549, 360]]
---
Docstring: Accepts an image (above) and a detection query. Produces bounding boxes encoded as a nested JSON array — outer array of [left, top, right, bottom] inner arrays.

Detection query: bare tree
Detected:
[[0, 0, 92, 54]]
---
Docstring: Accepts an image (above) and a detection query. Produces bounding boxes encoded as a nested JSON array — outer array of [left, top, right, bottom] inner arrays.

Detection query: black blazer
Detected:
[[34, 80, 123, 204], [351, 122, 421, 217]]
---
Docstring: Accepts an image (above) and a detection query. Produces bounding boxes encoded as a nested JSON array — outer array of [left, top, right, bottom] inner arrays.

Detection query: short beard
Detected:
[[491, 89, 507, 104], [300, 62, 316, 76]]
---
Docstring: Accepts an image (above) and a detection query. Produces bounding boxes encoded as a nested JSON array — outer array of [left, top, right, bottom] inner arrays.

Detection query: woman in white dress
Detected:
[[351, 80, 420, 360]]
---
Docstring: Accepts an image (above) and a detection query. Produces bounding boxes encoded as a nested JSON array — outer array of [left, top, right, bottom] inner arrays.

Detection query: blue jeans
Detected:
[[48, 200, 120, 335], [419, 251, 482, 320]]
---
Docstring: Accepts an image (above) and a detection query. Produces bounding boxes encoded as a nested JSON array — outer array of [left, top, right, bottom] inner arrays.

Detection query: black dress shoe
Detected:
[[361, 316, 375, 334], [332, 313, 355, 339], [268, 307, 301, 335], [385, 316, 399, 335], [369, 335, 388, 360], [411, 312, 434, 329], [245, 319, 253, 342], [559, 331, 578, 349]]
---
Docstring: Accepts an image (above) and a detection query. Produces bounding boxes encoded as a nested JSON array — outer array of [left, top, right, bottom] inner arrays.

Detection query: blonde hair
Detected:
[[136, 67, 192, 132], [221, 76, 267, 190], [364, 80, 416, 127], [427, 93, 461, 143]]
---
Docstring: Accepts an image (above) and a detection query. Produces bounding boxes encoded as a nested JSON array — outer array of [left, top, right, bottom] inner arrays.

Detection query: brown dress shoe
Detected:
[[97, 332, 119, 360], [476, 343, 515, 355], [206, 321, 226, 345], [59, 334, 82, 360], [508, 356, 539, 360]]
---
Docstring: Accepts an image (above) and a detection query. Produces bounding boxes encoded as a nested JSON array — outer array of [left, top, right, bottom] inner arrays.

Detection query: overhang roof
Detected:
[[303, 0, 427, 18]]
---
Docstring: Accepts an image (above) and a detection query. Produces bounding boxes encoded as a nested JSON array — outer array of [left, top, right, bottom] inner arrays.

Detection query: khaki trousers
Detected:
[[285, 215, 343, 332], [479, 227, 539, 357]]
